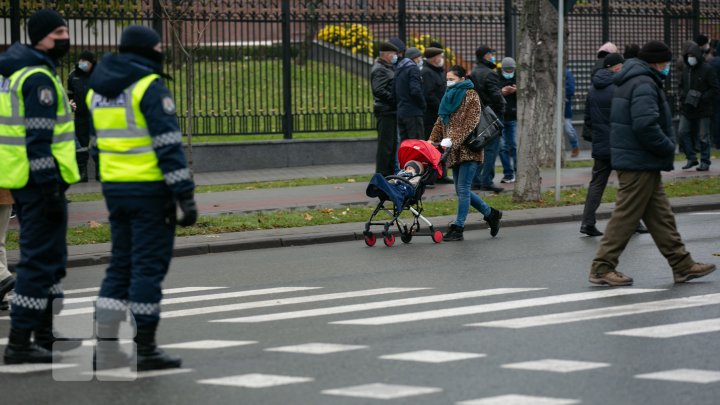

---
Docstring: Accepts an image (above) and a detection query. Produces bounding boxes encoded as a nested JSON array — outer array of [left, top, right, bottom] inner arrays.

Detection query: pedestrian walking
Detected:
[[497, 57, 517, 184], [470, 45, 505, 193], [564, 67, 581, 157], [67, 50, 97, 182], [371, 41, 399, 176], [677, 42, 719, 171], [429, 65, 502, 241], [589, 41, 716, 286], [0, 9, 81, 364], [88, 25, 198, 371], [394, 47, 426, 141], [0, 189, 14, 311], [712, 41, 720, 149]]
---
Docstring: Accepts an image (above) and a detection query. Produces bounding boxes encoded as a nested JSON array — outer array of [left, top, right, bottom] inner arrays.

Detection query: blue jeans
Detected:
[[473, 135, 500, 187], [678, 116, 712, 166], [453, 161, 491, 228], [498, 119, 517, 177], [564, 118, 579, 149]]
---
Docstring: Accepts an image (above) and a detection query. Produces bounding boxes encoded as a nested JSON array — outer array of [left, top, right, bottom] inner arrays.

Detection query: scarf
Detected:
[[438, 79, 474, 124]]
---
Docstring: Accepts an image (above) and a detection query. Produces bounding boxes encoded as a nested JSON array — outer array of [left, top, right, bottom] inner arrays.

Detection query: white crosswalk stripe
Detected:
[[63, 287, 227, 304], [469, 293, 720, 329], [331, 288, 663, 325], [606, 318, 720, 338]]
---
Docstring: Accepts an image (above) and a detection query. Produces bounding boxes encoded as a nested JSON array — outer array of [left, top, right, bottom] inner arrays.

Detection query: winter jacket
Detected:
[[470, 60, 505, 117], [565, 68, 575, 118], [67, 66, 93, 117], [370, 58, 396, 115], [678, 44, 720, 119], [584, 68, 616, 160], [394, 58, 426, 117], [609, 58, 675, 172], [429, 88, 483, 168], [421, 63, 446, 122], [497, 70, 517, 121]]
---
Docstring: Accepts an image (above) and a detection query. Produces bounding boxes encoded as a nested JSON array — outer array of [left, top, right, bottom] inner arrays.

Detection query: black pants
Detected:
[[75, 115, 92, 178], [375, 114, 398, 176], [398, 116, 424, 141], [582, 158, 612, 226]]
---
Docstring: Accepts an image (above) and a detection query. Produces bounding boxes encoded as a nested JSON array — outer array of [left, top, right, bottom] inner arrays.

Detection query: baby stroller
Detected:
[[363, 140, 446, 247]]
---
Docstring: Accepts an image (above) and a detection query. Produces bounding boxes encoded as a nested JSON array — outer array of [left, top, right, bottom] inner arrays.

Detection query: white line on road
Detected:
[[322, 383, 442, 400], [331, 289, 663, 325], [606, 318, 720, 338], [469, 293, 720, 329], [635, 368, 720, 384], [160, 340, 257, 349], [63, 286, 228, 304], [0, 363, 77, 374], [457, 394, 581, 405], [211, 288, 544, 323], [197, 373, 314, 388]]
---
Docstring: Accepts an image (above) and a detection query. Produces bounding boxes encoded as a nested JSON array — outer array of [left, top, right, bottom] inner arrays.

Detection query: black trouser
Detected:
[[375, 114, 398, 176], [397, 116, 424, 141], [75, 115, 92, 179], [582, 158, 612, 226]]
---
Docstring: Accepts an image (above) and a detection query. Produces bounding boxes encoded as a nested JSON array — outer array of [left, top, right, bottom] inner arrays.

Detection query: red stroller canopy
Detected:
[[397, 140, 443, 178]]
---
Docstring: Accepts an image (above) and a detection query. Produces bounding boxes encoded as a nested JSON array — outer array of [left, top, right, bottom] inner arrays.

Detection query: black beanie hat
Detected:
[[695, 34, 709, 47], [28, 9, 67, 46], [78, 50, 96, 64], [638, 40, 673, 64], [119, 25, 161, 54], [603, 53, 625, 68]]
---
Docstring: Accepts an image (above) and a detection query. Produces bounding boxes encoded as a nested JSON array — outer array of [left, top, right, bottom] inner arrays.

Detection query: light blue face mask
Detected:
[[502, 71, 515, 79], [660, 63, 670, 77], [489, 56, 496, 64], [418, 60, 424, 69], [78, 62, 90, 72], [391, 54, 398, 64]]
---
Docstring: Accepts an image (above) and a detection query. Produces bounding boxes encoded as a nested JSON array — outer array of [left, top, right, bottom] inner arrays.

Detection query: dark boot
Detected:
[[4, 328, 57, 364], [484, 208, 502, 237], [635, 223, 649, 234], [34, 312, 83, 352], [94, 322, 129, 370], [0, 275, 15, 304], [443, 223, 464, 241], [580, 224, 603, 237], [132, 325, 182, 371]]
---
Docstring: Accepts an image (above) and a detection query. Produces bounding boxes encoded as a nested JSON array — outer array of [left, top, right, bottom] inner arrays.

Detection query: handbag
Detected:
[[464, 106, 504, 152]]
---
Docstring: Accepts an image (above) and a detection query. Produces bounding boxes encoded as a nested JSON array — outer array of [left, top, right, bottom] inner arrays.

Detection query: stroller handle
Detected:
[[430, 142, 451, 164]]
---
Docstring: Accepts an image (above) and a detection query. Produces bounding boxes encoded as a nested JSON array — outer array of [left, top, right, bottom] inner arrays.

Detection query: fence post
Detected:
[[281, 0, 293, 139], [504, 0, 514, 57], [663, 0, 671, 48], [691, 0, 700, 38], [398, 0, 406, 43], [10, 0, 21, 44], [152, 0, 163, 39], [601, 0, 609, 43]]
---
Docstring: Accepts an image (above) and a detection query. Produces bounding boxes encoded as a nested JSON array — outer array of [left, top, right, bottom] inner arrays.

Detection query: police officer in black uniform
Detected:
[[67, 50, 97, 182]]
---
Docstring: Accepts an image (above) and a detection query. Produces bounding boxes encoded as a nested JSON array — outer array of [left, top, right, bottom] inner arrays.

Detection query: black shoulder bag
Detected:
[[464, 105, 504, 152]]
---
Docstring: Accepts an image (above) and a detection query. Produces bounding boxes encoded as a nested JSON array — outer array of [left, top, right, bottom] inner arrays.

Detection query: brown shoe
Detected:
[[673, 263, 717, 283], [571, 147, 580, 157], [589, 271, 633, 286]]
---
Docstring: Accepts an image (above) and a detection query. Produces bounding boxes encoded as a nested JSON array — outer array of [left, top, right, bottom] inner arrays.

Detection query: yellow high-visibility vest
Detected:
[[0, 66, 79, 188]]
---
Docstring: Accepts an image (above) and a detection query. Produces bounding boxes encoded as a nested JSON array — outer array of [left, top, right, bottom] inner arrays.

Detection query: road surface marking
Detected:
[[63, 287, 100, 295], [160, 340, 257, 349], [197, 373, 313, 388], [0, 363, 76, 374], [457, 394, 581, 405], [606, 318, 720, 338], [332, 289, 663, 325], [265, 343, 367, 354], [90, 367, 193, 380], [322, 383, 442, 399], [635, 368, 720, 384], [380, 350, 485, 363], [470, 293, 720, 329], [501, 359, 610, 373], [64, 286, 227, 304]]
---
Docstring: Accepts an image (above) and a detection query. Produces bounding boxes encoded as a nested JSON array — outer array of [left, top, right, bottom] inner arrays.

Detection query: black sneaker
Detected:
[[580, 224, 603, 237], [484, 208, 502, 237], [697, 163, 710, 172], [682, 160, 699, 170], [635, 223, 649, 234], [442, 223, 464, 241], [500, 175, 515, 183], [473, 184, 503, 193]]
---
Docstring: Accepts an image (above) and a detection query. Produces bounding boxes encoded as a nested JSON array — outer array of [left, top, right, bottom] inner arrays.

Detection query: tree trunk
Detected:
[[513, 0, 560, 202]]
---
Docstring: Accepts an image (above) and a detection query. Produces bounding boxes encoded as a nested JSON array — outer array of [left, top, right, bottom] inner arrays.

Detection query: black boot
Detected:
[[580, 224, 603, 237], [34, 313, 82, 352], [0, 275, 15, 305], [94, 322, 129, 370], [443, 223, 464, 241], [132, 325, 182, 371], [4, 328, 57, 364], [484, 208, 503, 237]]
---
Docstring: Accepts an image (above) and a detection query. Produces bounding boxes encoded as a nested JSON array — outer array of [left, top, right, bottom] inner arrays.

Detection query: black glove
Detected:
[[176, 193, 198, 227], [41, 183, 65, 222]]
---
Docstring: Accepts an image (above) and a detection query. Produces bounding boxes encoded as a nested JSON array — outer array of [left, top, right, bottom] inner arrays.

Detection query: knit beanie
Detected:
[[603, 53, 624, 68], [78, 50, 96, 64], [638, 40, 673, 64], [501, 57, 516, 70], [119, 25, 162, 63], [405, 47, 422, 60], [28, 9, 67, 46], [388, 37, 407, 53]]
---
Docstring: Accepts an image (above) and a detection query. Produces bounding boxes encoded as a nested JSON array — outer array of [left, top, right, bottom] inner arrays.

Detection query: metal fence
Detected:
[[1, 0, 719, 137]]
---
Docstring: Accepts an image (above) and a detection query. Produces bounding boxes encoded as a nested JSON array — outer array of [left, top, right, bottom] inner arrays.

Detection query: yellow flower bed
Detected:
[[317, 23, 374, 58]]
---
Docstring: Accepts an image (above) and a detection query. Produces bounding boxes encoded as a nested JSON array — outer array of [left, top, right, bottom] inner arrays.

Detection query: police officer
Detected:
[[0, 9, 80, 364], [67, 50, 97, 182], [88, 25, 198, 371]]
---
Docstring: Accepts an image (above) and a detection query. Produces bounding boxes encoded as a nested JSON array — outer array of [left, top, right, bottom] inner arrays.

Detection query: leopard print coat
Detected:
[[429, 89, 483, 169]]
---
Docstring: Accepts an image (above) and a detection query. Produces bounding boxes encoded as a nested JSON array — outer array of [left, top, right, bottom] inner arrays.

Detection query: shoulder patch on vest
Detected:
[[162, 96, 176, 115], [38, 86, 55, 106]]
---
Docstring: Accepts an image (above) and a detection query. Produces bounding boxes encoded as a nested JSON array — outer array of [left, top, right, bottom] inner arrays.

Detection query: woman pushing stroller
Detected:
[[429, 65, 502, 241]]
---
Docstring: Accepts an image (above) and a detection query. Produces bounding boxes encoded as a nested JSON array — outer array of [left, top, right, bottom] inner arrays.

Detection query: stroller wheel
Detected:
[[400, 232, 413, 244], [383, 233, 396, 247], [432, 230, 443, 243], [364, 232, 377, 247]]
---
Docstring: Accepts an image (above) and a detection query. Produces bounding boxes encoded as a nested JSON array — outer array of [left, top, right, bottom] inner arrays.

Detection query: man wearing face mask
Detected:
[[371, 41, 399, 176], [87, 25, 198, 371], [421, 46, 446, 141], [497, 57, 517, 184], [68, 50, 96, 182], [394, 47, 426, 141], [0, 9, 80, 364], [589, 40, 716, 287], [677, 42, 719, 172]]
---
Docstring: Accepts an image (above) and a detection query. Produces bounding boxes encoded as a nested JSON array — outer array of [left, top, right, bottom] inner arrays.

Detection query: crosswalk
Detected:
[[1, 283, 719, 402]]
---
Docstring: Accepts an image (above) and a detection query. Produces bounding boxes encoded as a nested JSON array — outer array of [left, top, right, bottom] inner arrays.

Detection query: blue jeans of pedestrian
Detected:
[[453, 161, 491, 228], [473, 135, 500, 187], [564, 118, 579, 149], [678, 116, 712, 166], [498, 119, 517, 177]]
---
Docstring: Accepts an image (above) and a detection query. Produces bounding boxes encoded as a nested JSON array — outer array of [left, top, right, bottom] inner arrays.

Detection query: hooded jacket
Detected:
[[610, 58, 675, 172], [584, 68, 616, 160], [678, 44, 720, 119], [67, 64, 94, 117], [394, 58, 426, 117], [88, 52, 194, 198]]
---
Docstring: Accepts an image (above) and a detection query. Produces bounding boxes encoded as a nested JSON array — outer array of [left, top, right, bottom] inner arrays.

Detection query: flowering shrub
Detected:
[[317, 23, 374, 58], [407, 34, 456, 66]]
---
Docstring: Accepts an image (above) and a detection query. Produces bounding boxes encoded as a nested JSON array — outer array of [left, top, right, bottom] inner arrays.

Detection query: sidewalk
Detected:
[[7, 151, 720, 268]]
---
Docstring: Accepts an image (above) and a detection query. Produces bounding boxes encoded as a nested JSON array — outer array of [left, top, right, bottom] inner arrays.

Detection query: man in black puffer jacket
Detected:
[[589, 41, 716, 287], [371, 41, 399, 176]]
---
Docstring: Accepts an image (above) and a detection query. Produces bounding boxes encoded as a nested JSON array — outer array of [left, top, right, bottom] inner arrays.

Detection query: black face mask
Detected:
[[47, 38, 70, 60]]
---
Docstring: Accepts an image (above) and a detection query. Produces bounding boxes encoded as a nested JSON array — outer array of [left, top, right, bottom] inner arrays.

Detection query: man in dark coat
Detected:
[[497, 57, 517, 184], [589, 41, 716, 286], [421, 47, 445, 140], [712, 41, 720, 148], [394, 47, 426, 141], [67, 50, 96, 182], [677, 43, 719, 171], [371, 41, 399, 176], [470, 45, 505, 193]]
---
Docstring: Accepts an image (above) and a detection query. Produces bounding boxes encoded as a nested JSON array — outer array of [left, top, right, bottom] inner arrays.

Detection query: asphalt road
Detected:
[[1, 211, 719, 405]]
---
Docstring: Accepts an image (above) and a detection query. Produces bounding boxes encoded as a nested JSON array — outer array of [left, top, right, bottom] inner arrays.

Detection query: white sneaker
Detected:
[[500, 175, 515, 183]]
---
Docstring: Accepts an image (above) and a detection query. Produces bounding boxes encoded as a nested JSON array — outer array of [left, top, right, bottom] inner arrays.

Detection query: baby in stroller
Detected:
[[363, 140, 445, 247]]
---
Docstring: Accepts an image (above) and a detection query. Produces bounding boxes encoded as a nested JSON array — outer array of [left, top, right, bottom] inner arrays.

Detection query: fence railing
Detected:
[[1, 0, 718, 137]]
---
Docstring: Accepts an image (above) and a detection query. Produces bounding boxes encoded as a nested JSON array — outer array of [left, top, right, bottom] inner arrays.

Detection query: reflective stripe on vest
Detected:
[[0, 66, 80, 189], [88, 74, 164, 182]]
